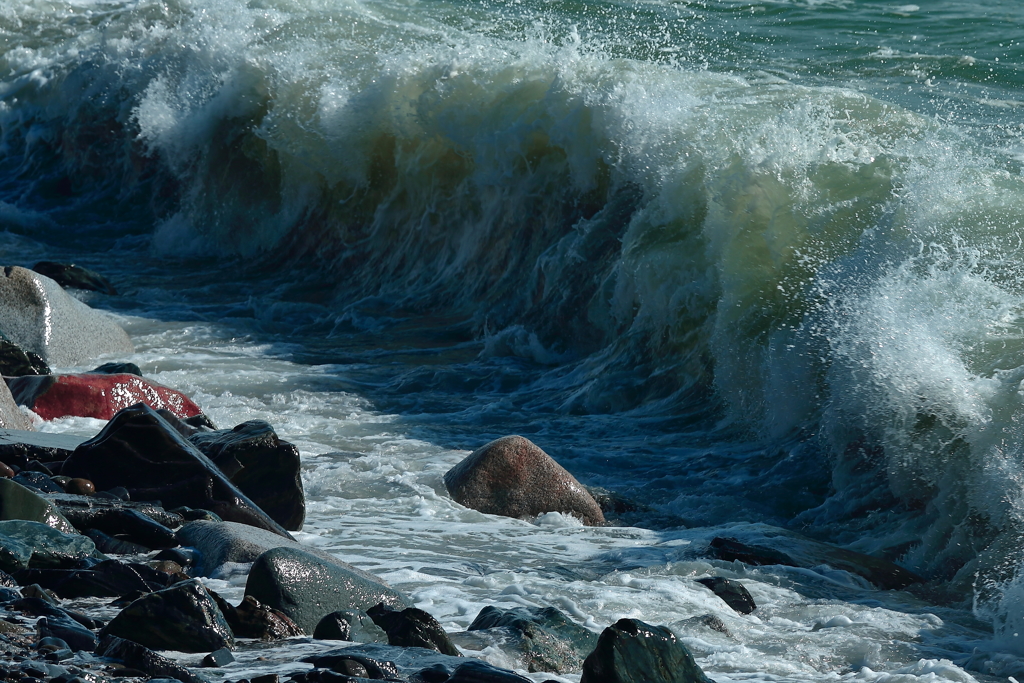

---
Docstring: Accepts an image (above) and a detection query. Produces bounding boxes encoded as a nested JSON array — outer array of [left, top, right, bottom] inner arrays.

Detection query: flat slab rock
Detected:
[[0, 266, 133, 367], [444, 435, 604, 526]]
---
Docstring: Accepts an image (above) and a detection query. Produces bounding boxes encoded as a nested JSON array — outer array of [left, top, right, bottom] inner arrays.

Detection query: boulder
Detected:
[[176, 520, 345, 576], [0, 381, 33, 431], [245, 546, 411, 634], [0, 266, 132, 366], [7, 374, 203, 421], [707, 524, 924, 590], [695, 577, 756, 615], [189, 420, 304, 531], [580, 618, 712, 683], [208, 592, 303, 640], [465, 605, 597, 673], [313, 609, 388, 643], [0, 479, 75, 533], [96, 635, 207, 683], [0, 520, 97, 572], [367, 603, 461, 656], [101, 579, 233, 653], [61, 404, 292, 538], [31, 262, 117, 296], [443, 436, 604, 526]]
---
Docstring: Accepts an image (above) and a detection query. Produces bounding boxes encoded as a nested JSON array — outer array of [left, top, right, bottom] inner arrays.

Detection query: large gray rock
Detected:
[[0, 478, 76, 533], [101, 579, 233, 653], [176, 520, 331, 576], [580, 618, 712, 683], [245, 546, 411, 634], [444, 436, 604, 526], [0, 266, 133, 367], [0, 383, 33, 431]]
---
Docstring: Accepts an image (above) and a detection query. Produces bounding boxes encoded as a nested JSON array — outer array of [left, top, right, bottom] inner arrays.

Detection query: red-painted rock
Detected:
[[444, 435, 605, 526], [5, 374, 202, 421]]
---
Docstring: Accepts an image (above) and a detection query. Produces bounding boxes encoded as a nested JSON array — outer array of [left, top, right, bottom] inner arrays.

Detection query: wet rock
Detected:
[[707, 524, 924, 590], [313, 610, 388, 643], [202, 648, 235, 667], [177, 520, 339, 577], [410, 664, 451, 683], [0, 335, 49, 377], [367, 604, 460, 656], [53, 493, 183, 533], [61, 404, 292, 538], [63, 479, 94, 496], [0, 381, 34, 431], [0, 430, 84, 471], [446, 660, 533, 683], [302, 651, 401, 680], [101, 578, 233, 653], [209, 592, 303, 640], [89, 362, 141, 377], [443, 436, 604, 526], [31, 262, 117, 296], [0, 266, 133, 366], [675, 614, 731, 637], [12, 471, 63, 494], [189, 420, 305, 531], [7, 374, 203, 421], [465, 605, 597, 673], [35, 616, 97, 652], [0, 520, 98, 573], [12, 596, 103, 629], [96, 634, 207, 683], [580, 618, 712, 683], [245, 546, 411, 634], [80, 508, 177, 550], [15, 559, 156, 599], [695, 577, 756, 615]]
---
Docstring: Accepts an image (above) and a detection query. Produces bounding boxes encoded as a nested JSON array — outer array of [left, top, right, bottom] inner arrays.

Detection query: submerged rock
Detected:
[[465, 605, 597, 673], [176, 520, 329, 576], [7, 373, 203, 421], [580, 618, 712, 683], [0, 266, 132, 366], [31, 262, 118, 296], [707, 524, 924, 590], [444, 435, 604, 526], [96, 634, 207, 683], [189, 420, 305, 531], [245, 546, 411, 634], [101, 579, 234, 653], [695, 577, 756, 615], [62, 404, 292, 538]]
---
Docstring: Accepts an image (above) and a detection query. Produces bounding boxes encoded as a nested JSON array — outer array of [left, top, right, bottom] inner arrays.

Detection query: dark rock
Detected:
[[0, 266, 133, 366], [676, 614, 731, 637], [95, 634, 206, 683], [202, 648, 234, 668], [0, 520, 97, 573], [172, 507, 223, 522], [52, 493, 184, 534], [0, 462, 13, 478], [580, 618, 712, 683], [189, 421, 305, 531], [177, 520, 342, 577], [35, 636, 70, 651], [61, 405, 292, 538], [465, 605, 596, 673], [15, 559, 154, 599], [12, 472, 62, 495], [410, 664, 451, 683], [89, 363, 141, 377], [12, 596, 103, 629], [101, 579, 233, 653], [707, 525, 924, 590], [252, 675, 279, 683], [0, 336, 49, 377], [20, 583, 59, 603], [63, 479, 95, 496], [446, 660, 532, 682], [97, 487, 130, 501], [208, 592, 303, 640], [302, 653, 400, 680], [35, 617, 96, 652], [79, 508, 178, 550], [245, 546, 411, 634], [31, 263, 117, 296], [313, 610, 387, 643], [443, 436, 604, 526], [7, 374, 203, 422], [367, 604, 460, 656], [695, 577, 756, 615]]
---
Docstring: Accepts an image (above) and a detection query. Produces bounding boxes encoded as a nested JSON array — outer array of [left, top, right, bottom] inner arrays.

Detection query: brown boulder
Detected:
[[443, 436, 604, 526], [7, 373, 202, 421]]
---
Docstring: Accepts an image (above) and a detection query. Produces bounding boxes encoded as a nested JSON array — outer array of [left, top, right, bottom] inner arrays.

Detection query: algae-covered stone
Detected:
[[245, 546, 411, 633], [580, 618, 712, 683], [101, 579, 234, 653], [0, 520, 96, 572], [0, 479, 76, 534]]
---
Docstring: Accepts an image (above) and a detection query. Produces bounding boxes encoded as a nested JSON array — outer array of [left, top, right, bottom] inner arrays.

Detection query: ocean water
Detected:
[[4, 0, 1024, 679]]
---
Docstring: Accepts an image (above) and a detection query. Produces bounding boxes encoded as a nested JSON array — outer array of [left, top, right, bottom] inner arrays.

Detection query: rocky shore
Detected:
[[0, 264, 928, 683]]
